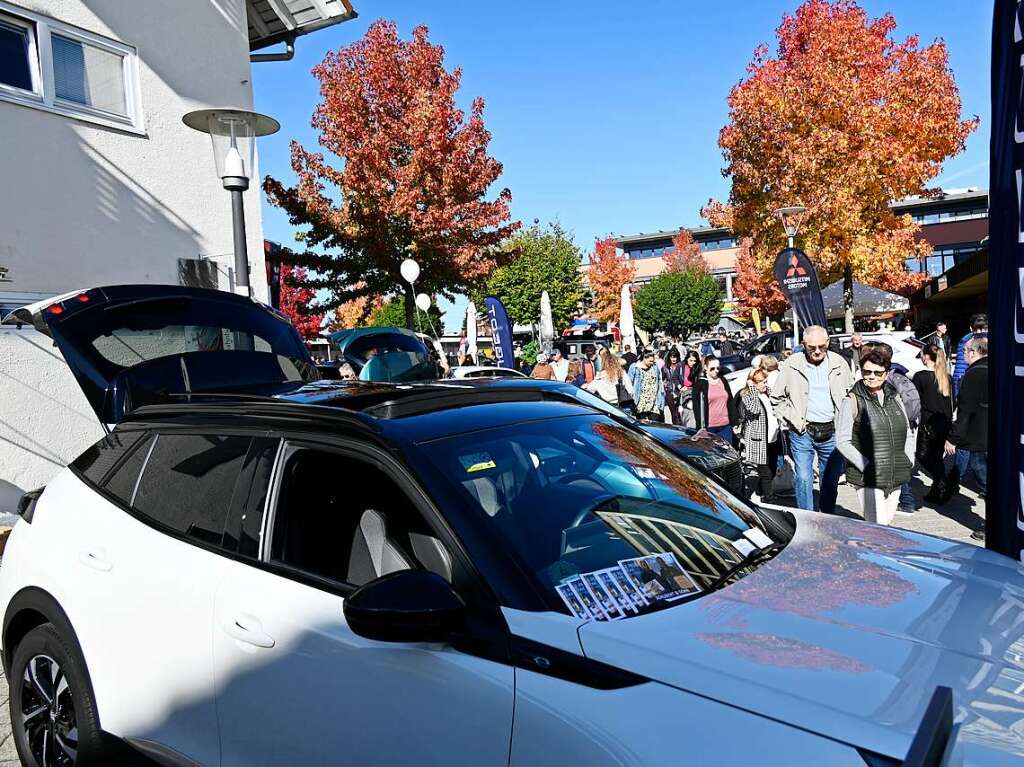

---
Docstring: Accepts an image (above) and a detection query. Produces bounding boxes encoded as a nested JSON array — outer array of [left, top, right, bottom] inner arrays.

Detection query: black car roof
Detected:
[[125, 378, 607, 443]]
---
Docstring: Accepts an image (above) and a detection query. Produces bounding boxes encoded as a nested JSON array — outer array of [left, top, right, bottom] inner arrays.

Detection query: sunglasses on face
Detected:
[[805, 343, 828, 352], [861, 367, 887, 378]]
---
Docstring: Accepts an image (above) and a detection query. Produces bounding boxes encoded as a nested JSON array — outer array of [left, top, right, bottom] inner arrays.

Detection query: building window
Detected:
[[0, 14, 34, 92], [0, 2, 142, 132], [698, 237, 737, 251]]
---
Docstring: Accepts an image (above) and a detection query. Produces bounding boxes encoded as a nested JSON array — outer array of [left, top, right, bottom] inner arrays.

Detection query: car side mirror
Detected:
[[343, 569, 466, 643]]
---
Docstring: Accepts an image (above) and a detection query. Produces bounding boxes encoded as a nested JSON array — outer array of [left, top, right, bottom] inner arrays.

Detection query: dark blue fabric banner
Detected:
[[987, 0, 1024, 560], [484, 296, 515, 369], [773, 247, 828, 330]]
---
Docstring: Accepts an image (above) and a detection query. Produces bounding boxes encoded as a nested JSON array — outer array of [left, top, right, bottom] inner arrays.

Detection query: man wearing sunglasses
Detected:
[[771, 325, 853, 512]]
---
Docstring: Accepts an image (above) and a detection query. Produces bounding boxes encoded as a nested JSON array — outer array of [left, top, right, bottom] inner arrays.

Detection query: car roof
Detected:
[[124, 377, 605, 444]]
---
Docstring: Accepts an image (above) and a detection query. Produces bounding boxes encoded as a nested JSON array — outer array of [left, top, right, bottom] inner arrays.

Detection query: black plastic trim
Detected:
[[509, 635, 648, 690]]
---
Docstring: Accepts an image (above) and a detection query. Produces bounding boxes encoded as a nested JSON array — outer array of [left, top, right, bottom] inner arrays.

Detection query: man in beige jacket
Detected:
[[771, 326, 854, 513]]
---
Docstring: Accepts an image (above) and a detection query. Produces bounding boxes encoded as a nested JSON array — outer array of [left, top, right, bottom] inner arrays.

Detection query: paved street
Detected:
[[0, 668, 20, 766], [760, 469, 985, 545]]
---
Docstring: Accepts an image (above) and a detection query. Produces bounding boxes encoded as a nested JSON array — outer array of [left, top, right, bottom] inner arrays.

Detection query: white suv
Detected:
[[2, 286, 1024, 767]]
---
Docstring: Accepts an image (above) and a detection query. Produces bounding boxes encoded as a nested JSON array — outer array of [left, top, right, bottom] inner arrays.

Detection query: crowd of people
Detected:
[[522, 317, 989, 536]]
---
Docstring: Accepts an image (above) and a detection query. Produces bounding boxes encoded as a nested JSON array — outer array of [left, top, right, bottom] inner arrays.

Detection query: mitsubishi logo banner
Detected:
[[772, 247, 827, 330], [988, 0, 1024, 559]]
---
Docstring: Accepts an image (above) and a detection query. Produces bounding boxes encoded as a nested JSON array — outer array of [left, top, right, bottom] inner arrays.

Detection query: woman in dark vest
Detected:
[[836, 345, 915, 525]]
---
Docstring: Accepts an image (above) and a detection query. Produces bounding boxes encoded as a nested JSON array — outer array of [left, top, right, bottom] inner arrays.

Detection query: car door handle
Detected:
[[223, 614, 275, 648], [79, 549, 112, 572]]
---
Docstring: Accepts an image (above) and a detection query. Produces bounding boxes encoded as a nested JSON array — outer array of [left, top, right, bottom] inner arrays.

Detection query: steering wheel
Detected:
[[551, 472, 597, 487], [568, 492, 616, 529]]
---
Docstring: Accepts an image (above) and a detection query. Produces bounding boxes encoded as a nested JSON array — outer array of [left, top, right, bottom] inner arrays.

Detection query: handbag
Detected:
[[805, 421, 835, 442]]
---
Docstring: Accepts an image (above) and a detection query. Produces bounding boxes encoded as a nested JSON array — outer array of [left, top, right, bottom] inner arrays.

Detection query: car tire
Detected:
[[9, 622, 107, 766]]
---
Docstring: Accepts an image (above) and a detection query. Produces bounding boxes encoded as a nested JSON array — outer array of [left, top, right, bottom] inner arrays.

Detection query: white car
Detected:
[[2, 285, 1024, 766], [446, 365, 526, 379]]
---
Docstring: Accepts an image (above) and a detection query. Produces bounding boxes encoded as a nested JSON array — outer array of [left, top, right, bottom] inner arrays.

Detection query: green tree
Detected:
[[480, 223, 585, 331], [368, 298, 444, 332], [633, 271, 721, 338]]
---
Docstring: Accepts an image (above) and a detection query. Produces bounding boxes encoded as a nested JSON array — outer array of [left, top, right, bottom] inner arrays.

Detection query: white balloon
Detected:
[[415, 293, 431, 312], [400, 258, 420, 284]]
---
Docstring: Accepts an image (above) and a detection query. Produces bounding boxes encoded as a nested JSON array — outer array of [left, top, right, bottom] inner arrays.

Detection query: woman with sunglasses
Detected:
[[693, 354, 738, 442], [836, 345, 916, 525]]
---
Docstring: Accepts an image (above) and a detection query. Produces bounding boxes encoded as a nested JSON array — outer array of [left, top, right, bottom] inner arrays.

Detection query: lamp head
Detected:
[[774, 205, 808, 239]]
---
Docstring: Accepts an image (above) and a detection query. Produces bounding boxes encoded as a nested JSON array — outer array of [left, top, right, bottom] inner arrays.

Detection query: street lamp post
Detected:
[[774, 205, 808, 346], [183, 108, 280, 297]]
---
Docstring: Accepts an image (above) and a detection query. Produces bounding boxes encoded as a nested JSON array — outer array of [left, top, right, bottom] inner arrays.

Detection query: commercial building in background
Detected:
[[600, 188, 988, 326], [0, 0, 356, 497]]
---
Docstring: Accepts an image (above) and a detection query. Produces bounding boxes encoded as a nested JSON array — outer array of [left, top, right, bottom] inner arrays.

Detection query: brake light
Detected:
[[75, 293, 90, 303], [47, 305, 64, 315]]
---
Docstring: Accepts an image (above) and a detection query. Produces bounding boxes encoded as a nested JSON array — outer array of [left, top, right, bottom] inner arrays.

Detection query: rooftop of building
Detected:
[[614, 188, 989, 248]]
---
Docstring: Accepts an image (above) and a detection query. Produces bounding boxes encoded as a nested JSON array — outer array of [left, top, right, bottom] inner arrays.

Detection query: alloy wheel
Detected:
[[20, 654, 77, 766]]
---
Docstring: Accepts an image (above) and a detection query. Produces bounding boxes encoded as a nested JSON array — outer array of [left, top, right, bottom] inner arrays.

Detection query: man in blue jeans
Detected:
[[771, 326, 854, 512], [945, 335, 988, 540]]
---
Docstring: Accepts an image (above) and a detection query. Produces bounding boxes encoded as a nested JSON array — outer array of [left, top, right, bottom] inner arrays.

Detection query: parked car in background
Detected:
[[447, 366, 527, 379], [3, 286, 1023, 767], [329, 326, 443, 382]]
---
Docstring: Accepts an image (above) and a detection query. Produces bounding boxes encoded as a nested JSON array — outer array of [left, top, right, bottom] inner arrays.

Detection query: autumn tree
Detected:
[[664, 230, 706, 274], [731, 236, 788, 318], [705, 0, 977, 329], [586, 237, 636, 322], [264, 20, 519, 329], [481, 223, 585, 332], [279, 263, 325, 341]]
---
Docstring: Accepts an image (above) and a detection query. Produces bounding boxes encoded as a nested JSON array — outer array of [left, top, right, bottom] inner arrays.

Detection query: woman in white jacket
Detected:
[[583, 347, 626, 406]]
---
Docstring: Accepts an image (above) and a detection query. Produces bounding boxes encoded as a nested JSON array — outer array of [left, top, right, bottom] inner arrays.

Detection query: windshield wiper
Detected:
[[701, 543, 785, 596]]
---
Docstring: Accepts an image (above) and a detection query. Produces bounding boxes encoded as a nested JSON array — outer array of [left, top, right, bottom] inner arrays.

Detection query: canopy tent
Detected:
[[820, 279, 909, 320], [715, 316, 748, 333]]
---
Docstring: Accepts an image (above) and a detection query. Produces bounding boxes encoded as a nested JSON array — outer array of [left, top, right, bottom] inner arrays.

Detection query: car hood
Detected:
[[579, 511, 1024, 763]]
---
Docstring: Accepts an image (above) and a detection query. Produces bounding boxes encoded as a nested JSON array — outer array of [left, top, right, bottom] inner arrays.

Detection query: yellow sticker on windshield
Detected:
[[466, 460, 497, 473]]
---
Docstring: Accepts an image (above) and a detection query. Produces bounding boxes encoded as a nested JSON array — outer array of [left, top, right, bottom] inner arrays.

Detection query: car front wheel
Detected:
[[9, 623, 105, 767]]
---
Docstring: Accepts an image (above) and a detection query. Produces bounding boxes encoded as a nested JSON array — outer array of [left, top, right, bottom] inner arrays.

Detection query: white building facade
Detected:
[[0, 0, 355, 496]]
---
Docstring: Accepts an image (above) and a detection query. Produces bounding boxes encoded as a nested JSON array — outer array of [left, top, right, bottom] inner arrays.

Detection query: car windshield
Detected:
[[418, 414, 793, 618], [345, 333, 440, 382]]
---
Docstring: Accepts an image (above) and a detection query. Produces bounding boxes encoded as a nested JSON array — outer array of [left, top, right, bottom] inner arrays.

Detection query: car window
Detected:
[[103, 434, 155, 504], [269, 447, 453, 587], [131, 434, 251, 547], [91, 326, 274, 368], [415, 415, 793, 618], [71, 431, 147, 486]]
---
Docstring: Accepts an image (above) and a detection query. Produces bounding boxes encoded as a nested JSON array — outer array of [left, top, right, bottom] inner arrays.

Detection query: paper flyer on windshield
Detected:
[[555, 584, 592, 620], [619, 553, 700, 603], [582, 572, 624, 620], [597, 569, 638, 614], [565, 576, 605, 620]]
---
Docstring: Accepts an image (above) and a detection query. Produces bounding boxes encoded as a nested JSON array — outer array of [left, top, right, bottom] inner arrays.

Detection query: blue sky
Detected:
[[253, 1, 991, 330]]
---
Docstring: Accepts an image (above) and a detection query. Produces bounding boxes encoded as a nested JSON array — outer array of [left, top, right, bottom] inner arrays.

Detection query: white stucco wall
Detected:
[[0, 0, 269, 496]]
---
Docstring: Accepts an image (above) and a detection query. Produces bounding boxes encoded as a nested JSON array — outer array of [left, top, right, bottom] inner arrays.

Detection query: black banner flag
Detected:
[[987, 0, 1024, 559], [773, 247, 828, 330]]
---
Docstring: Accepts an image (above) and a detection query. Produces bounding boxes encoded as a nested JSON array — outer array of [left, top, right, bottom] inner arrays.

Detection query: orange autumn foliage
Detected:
[[704, 0, 977, 315], [664, 230, 707, 274], [264, 20, 519, 316], [587, 237, 636, 322]]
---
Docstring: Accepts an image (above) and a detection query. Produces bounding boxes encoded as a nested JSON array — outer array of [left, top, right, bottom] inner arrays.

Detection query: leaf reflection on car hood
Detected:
[[578, 511, 1024, 763]]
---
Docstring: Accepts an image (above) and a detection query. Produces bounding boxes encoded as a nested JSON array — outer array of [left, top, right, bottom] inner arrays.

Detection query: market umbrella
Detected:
[[819, 279, 909, 320], [466, 302, 478, 363], [619, 284, 636, 351], [539, 291, 554, 350]]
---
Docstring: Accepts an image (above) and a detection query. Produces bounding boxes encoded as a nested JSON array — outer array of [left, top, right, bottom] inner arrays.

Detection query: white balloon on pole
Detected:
[[400, 258, 420, 284], [415, 293, 431, 312]]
